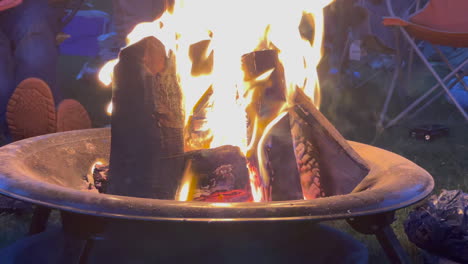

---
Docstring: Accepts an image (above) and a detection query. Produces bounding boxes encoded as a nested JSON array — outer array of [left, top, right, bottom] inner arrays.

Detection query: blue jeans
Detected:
[[0, 0, 63, 133]]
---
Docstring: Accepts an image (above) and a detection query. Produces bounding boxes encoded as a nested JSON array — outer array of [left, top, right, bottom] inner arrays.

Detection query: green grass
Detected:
[[319, 61, 468, 263], [0, 212, 31, 249]]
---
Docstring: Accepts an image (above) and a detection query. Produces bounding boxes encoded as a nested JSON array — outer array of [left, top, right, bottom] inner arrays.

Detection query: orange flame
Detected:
[[99, 0, 334, 202], [106, 101, 113, 116]]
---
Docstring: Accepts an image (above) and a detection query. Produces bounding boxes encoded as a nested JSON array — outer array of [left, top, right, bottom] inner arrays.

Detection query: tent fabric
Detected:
[[383, 0, 468, 47]]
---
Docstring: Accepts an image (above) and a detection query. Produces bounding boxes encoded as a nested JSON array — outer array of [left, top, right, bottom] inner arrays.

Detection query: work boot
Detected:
[[56, 99, 92, 132], [6, 78, 57, 141]]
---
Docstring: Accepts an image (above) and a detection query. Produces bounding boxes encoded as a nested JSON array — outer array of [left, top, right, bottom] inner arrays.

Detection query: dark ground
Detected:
[[0, 1, 467, 263]]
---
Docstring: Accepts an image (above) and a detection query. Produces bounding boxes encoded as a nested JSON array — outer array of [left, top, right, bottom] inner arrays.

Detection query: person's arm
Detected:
[[0, 0, 22, 11]]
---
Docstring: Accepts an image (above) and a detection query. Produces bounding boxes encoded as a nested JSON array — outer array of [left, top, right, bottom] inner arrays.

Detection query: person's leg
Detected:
[[1, 0, 63, 104], [0, 28, 15, 137]]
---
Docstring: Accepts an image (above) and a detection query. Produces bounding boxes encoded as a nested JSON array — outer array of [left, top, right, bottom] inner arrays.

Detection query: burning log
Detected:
[[291, 88, 369, 196], [108, 36, 185, 199], [184, 40, 215, 151], [266, 115, 304, 201], [181, 145, 251, 202], [289, 108, 326, 199], [83, 163, 109, 194], [189, 39, 214, 77], [242, 49, 302, 201], [184, 86, 213, 151]]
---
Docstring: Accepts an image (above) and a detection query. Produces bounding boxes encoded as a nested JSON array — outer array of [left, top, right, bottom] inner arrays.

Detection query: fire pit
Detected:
[[0, 128, 433, 263], [0, 1, 434, 263]]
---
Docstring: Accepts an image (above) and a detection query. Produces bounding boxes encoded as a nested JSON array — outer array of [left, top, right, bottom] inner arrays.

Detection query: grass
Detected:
[[0, 212, 31, 249], [319, 60, 468, 263]]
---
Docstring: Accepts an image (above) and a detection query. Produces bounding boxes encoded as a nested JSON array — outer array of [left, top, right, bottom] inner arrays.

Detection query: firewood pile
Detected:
[[86, 35, 370, 202], [405, 190, 468, 263]]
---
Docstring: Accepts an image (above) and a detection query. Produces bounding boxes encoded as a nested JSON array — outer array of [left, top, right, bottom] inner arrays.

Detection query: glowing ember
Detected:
[[91, 161, 104, 174], [99, 0, 334, 202], [106, 101, 113, 116]]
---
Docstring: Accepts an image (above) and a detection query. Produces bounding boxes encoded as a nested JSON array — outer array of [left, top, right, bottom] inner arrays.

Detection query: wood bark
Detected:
[[291, 88, 369, 196], [289, 107, 326, 199], [184, 86, 213, 151], [108, 36, 185, 199]]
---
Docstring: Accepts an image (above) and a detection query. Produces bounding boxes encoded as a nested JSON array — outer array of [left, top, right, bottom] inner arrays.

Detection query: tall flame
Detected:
[[99, 0, 333, 202]]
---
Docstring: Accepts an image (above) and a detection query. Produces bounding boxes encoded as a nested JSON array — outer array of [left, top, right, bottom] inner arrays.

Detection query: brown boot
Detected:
[[6, 78, 57, 141], [56, 99, 92, 132]]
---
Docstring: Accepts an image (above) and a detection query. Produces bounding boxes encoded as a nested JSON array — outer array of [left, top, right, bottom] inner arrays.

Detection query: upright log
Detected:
[[242, 50, 302, 201], [267, 114, 304, 201], [289, 108, 326, 199], [108, 36, 185, 199], [184, 86, 213, 151], [291, 88, 369, 196]]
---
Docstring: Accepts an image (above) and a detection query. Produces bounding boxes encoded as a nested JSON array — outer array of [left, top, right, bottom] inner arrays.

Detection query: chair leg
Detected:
[[375, 225, 411, 264], [378, 64, 400, 128], [347, 212, 411, 264], [409, 76, 464, 119], [378, 29, 402, 129], [377, 66, 400, 128], [433, 45, 468, 91], [398, 28, 468, 122], [385, 59, 468, 128]]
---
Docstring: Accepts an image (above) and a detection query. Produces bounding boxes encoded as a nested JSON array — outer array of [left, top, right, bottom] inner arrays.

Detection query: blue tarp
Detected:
[[59, 10, 110, 57]]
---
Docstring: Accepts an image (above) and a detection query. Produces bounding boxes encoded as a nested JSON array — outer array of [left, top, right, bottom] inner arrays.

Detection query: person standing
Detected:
[[0, 0, 91, 143]]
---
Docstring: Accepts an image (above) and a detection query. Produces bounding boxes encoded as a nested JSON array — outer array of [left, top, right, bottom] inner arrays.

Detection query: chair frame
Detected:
[[379, 0, 468, 129]]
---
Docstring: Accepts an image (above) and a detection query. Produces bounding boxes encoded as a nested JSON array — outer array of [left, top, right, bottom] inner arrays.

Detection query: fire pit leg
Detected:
[[347, 212, 410, 264], [375, 225, 410, 264], [60, 211, 106, 263], [28, 206, 52, 235]]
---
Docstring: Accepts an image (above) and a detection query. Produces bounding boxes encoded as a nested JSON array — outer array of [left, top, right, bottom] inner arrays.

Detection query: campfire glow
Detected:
[[99, 0, 333, 202], [106, 102, 113, 116]]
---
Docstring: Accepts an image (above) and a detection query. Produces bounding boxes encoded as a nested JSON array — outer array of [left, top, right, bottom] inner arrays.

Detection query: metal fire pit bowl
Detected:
[[0, 128, 434, 263]]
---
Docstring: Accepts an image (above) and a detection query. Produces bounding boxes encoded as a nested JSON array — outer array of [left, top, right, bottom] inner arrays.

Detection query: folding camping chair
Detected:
[[378, 0, 468, 129]]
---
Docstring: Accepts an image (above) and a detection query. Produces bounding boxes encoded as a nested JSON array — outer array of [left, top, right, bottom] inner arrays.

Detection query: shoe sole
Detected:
[[6, 78, 56, 141], [57, 99, 92, 132]]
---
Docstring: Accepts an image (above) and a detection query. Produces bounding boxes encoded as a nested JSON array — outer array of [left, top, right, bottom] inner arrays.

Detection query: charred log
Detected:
[[289, 108, 326, 199], [93, 164, 109, 193], [108, 36, 185, 199], [189, 39, 214, 77], [266, 115, 304, 201], [242, 49, 301, 201], [184, 86, 213, 151], [292, 88, 369, 196], [181, 145, 251, 202]]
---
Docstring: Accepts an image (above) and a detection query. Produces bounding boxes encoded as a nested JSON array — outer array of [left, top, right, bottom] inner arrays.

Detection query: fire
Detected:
[[91, 161, 104, 174], [99, 0, 334, 202], [106, 101, 113, 116]]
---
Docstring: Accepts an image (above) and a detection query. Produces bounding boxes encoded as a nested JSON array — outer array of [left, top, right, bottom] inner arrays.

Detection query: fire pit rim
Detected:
[[0, 128, 434, 222]]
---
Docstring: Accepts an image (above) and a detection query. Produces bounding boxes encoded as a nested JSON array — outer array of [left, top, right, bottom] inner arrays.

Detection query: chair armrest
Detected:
[[383, 17, 409, 27], [49, 0, 68, 3]]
